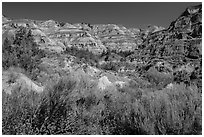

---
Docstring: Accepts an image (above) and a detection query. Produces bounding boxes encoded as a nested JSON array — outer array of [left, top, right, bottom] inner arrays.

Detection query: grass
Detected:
[[2, 75, 202, 135]]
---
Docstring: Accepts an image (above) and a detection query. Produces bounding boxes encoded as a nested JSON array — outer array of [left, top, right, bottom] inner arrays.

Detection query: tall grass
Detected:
[[2, 76, 202, 135]]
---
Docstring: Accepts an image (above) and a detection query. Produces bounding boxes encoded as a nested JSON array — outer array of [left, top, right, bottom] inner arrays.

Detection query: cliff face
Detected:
[[126, 4, 202, 88], [141, 4, 202, 59], [2, 4, 202, 92]]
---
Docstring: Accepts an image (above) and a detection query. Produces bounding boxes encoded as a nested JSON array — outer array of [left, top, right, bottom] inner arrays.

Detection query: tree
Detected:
[[2, 27, 45, 79]]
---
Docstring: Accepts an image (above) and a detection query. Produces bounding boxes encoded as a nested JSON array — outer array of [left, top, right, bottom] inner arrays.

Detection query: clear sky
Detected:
[[2, 2, 201, 29]]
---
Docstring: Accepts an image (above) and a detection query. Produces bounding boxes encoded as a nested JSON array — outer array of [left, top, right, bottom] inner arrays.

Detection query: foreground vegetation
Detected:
[[2, 8, 202, 134], [2, 75, 202, 135]]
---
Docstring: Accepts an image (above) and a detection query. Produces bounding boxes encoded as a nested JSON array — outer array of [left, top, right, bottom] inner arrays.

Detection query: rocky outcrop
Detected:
[[98, 76, 113, 90], [3, 71, 44, 94], [129, 4, 202, 87], [2, 4, 202, 93]]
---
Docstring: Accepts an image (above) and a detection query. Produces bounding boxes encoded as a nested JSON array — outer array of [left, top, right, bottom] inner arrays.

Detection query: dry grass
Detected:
[[2, 75, 202, 135]]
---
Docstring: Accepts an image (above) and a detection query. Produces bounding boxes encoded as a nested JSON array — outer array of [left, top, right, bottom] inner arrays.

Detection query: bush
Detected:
[[2, 27, 45, 80], [146, 66, 173, 88], [2, 88, 41, 134], [31, 78, 77, 134], [92, 83, 202, 135], [65, 47, 99, 66], [131, 84, 202, 135], [2, 75, 202, 135]]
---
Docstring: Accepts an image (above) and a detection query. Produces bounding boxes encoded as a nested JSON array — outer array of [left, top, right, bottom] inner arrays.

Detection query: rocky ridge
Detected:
[[2, 4, 202, 94]]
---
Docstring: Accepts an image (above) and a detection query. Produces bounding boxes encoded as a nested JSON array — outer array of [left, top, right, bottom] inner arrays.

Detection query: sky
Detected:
[[2, 2, 202, 29]]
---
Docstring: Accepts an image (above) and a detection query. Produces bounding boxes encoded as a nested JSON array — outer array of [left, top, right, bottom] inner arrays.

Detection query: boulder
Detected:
[[2, 72, 44, 95], [98, 76, 113, 90]]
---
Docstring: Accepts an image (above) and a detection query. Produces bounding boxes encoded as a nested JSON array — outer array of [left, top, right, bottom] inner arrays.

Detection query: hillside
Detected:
[[2, 4, 202, 135]]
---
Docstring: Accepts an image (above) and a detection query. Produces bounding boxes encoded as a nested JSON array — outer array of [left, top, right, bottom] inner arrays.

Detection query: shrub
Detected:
[[131, 84, 202, 135], [65, 47, 99, 66], [2, 27, 45, 80], [146, 66, 173, 88], [2, 75, 202, 135], [31, 78, 77, 134], [2, 88, 41, 134], [94, 83, 202, 135]]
